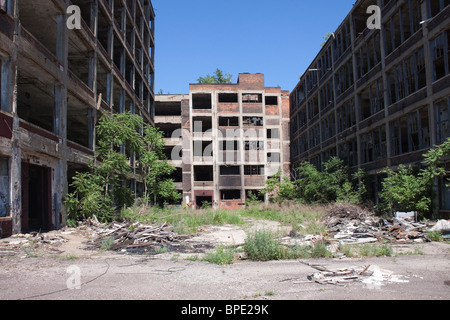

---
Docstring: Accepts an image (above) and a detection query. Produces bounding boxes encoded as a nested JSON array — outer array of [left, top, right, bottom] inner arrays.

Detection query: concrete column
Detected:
[[10, 0, 20, 234]]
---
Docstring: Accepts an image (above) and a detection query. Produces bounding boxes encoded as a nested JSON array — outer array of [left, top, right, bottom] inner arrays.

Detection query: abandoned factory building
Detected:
[[0, 0, 155, 237], [290, 0, 450, 217], [155, 73, 291, 209]]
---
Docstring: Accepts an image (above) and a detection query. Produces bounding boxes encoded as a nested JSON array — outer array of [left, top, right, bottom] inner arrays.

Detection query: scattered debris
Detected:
[[301, 261, 409, 288], [86, 220, 190, 252], [321, 203, 433, 244]]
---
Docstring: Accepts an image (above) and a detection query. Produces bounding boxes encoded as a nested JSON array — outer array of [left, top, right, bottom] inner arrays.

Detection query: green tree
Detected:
[[198, 69, 232, 84], [296, 157, 364, 204], [378, 137, 450, 217], [65, 112, 180, 223], [261, 170, 298, 204]]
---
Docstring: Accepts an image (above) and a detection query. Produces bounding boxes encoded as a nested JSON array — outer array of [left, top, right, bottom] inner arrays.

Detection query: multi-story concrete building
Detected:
[[0, 0, 155, 237], [156, 73, 291, 209], [290, 0, 450, 217]]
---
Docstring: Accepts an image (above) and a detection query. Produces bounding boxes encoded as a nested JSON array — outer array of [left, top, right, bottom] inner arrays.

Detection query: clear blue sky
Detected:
[[152, 0, 356, 94]]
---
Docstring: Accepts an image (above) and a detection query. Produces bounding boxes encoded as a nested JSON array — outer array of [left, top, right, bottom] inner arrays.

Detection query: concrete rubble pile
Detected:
[[0, 232, 67, 257], [85, 218, 190, 252], [322, 203, 439, 244]]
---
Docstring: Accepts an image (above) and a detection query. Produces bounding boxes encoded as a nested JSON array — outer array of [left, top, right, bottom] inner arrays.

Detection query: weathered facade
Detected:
[[290, 0, 450, 217], [0, 0, 155, 237], [156, 73, 291, 209]]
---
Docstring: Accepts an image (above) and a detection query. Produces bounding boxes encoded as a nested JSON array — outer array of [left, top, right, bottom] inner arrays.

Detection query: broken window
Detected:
[[334, 60, 354, 96], [194, 166, 213, 182], [267, 152, 281, 163], [193, 140, 213, 157], [221, 190, 241, 200], [321, 114, 335, 141], [359, 78, 384, 120], [244, 141, 264, 151], [435, 97, 450, 144], [428, 0, 450, 18], [339, 139, 358, 167], [244, 165, 264, 176], [319, 81, 333, 111], [220, 140, 239, 151], [307, 95, 319, 120], [337, 99, 356, 133], [243, 116, 263, 127], [192, 117, 212, 133], [360, 125, 386, 164], [242, 93, 262, 103], [299, 134, 308, 154], [218, 117, 239, 127], [193, 93, 212, 109], [267, 128, 280, 139], [387, 47, 426, 105], [356, 31, 381, 79], [431, 30, 450, 81], [0, 157, 9, 218], [220, 166, 240, 175], [265, 96, 278, 106], [309, 124, 320, 148], [219, 93, 238, 103]]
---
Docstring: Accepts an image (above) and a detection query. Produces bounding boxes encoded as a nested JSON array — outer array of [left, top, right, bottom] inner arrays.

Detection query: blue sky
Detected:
[[152, 0, 356, 94]]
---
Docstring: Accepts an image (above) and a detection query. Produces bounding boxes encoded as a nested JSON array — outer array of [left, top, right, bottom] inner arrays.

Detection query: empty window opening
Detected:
[[67, 94, 92, 148], [243, 116, 263, 126], [17, 71, 55, 133], [220, 140, 239, 151], [435, 97, 450, 145], [267, 152, 281, 163], [221, 190, 241, 200], [246, 190, 265, 202], [360, 125, 386, 164], [193, 117, 212, 133], [339, 139, 358, 167], [245, 141, 264, 151], [242, 93, 262, 103], [265, 96, 278, 106], [156, 123, 182, 138], [193, 141, 213, 157], [431, 30, 450, 81], [244, 165, 264, 176], [196, 196, 213, 209], [219, 93, 238, 103], [155, 101, 181, 116], [220, 166, 240, 175], [193, 93, 212, 109], [194, 166, 213, 182], [168, 167, 183, 183], [267, 128, 280, 139], [219, 117, 239, 127]]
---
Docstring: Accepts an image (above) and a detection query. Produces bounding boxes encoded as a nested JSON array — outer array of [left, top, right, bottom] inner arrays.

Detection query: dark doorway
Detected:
[[196, 196, 213, 209], [21, 163, 52, 233]]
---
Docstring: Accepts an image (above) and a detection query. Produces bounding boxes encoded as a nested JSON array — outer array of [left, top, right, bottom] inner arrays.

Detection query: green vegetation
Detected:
[[65, 112, 181, 225], [198, 69, 232, 84]]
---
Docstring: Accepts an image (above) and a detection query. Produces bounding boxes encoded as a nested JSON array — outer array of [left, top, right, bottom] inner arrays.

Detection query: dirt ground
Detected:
[[0, 219, 449, 302]]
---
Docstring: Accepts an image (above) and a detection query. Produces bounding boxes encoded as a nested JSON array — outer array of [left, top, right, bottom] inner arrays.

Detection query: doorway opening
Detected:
[[21, 163, 52, 233]]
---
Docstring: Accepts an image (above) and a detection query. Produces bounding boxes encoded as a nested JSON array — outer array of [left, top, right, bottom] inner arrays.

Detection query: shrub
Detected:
[[244, 230, 283, 261], [203, 246, 235, 265]]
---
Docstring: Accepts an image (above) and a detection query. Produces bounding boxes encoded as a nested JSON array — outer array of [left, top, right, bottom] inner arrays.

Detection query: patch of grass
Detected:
[[100, 236, 115, 251], [203, 246, 235, 265], [244, 230, 283, 261], [428, 231, 443, 242], [358, 242, 393, 257]]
